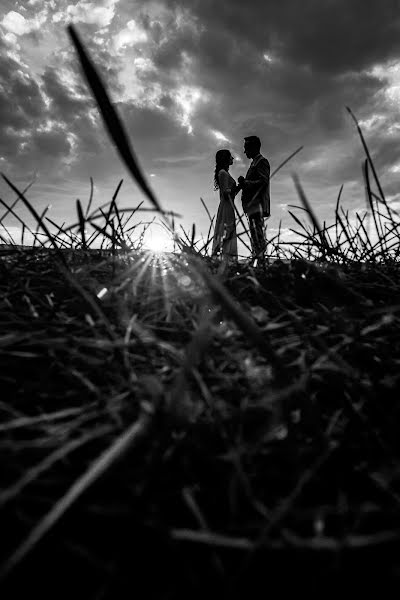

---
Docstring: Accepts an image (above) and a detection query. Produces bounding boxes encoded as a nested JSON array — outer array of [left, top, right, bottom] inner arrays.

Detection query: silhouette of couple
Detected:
[[212, 135, 270, 265]]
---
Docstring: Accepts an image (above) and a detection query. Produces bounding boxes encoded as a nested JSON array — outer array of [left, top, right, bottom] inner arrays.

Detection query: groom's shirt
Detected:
[[241, 153, 270, 217]]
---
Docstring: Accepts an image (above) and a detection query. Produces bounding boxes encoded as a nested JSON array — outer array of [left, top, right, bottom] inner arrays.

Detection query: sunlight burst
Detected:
[[144, 229, 173, 254]]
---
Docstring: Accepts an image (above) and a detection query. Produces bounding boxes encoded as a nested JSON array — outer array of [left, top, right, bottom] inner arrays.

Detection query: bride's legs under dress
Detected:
[[212, 201, 237, 261]]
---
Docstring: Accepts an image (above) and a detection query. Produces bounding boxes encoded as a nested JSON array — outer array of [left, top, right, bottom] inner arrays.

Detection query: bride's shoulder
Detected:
[[217, 168, 229, 182], [218, 168, 234, 179]]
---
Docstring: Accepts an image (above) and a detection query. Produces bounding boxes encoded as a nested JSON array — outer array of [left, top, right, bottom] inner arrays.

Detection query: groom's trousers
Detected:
[[248, 213, 266, 259]]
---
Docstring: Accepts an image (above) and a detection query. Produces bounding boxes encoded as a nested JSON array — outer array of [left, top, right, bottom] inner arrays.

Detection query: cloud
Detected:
[[4, 32, 20, 49], [53, 0, 120, 29], [113, 19, 148, 51], [2, 8, 48, 36], [0, 43, 46, 160], [0, 33, 104, 183], [164, 0, 400, 75], [119, 101, 210, 167], [31, 125, 73, 158], [2, 11, 32, 35], [41, 66, 88, 117], [212, 131, 230, 143]]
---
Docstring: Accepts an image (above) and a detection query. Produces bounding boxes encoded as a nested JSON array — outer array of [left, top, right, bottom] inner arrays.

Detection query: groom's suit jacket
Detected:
[[241, 154, 270, 217]]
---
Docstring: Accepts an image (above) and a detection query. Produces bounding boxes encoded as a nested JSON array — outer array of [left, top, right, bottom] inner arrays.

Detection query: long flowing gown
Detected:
[[212, 169, 238, 260]]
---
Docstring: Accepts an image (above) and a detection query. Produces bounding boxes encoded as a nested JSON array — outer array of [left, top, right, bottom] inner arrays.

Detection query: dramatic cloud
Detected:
[[1, 0, 400, 246], [2, 11, 33, 35], [163, 0, 400, 74], [113, 19, 148, 51], [53, 0, 120, 28], [2, 6, 50, 36]]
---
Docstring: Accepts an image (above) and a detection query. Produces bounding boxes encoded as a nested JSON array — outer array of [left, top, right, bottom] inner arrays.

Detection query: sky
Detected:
[[1, 0, 400, 251]]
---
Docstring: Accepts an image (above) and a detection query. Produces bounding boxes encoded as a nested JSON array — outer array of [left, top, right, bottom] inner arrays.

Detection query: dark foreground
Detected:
[[1, 247, 400, 598]]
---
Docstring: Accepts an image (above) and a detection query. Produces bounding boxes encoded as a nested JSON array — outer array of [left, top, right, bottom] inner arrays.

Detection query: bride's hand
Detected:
[[236, 176, 245, 192]]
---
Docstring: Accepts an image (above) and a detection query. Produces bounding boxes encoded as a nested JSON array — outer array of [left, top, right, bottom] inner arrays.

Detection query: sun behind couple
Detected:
[[212, 135, 270, 264]]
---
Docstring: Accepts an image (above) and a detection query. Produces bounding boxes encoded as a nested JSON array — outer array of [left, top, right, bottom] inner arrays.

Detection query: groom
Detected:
[[238, 136, 270, 264]]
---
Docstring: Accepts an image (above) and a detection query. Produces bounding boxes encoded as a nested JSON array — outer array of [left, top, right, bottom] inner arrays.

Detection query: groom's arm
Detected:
[[242, 159, 270, 214], [243, 159, 270, 190]]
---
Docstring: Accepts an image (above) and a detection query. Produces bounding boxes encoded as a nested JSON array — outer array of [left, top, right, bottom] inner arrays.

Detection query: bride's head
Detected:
[[214, 149, 234, 190]]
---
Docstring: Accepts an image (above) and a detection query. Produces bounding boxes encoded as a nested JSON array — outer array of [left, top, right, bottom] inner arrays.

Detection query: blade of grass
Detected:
[[85, 176, 94, 218], [292, 174, 330, 258], [76, 199, 87, 250], [334, 184, 344, 249], [191, 223, 196, 249], [200, 197, 213, 223], [68, 26, 166, 217], [1, 176, 66, 261], [34, 205, 51, 248], [0, 409, 153, 580], [190, 257, 279, 367], [346, 106, 386, 204], [0, 196, 45, 249], [270, 146, 303, 179], [363, 159, 385, 257], [0, 179, 35, 226]]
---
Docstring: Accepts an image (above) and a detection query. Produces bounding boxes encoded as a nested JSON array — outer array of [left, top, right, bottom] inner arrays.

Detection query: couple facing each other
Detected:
[[212, 135, 270, 263]]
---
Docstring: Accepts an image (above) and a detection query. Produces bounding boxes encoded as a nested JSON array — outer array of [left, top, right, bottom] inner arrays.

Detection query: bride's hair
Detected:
[[214, 149, 231, 190]]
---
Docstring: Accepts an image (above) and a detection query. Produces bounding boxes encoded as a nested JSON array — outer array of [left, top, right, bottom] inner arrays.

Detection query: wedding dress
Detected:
[[212, 169, 237, 260]]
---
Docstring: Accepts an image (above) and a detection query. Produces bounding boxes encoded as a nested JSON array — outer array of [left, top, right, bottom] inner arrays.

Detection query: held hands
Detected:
[[236, 176, 245, 194], [232, 176, 246, 198]]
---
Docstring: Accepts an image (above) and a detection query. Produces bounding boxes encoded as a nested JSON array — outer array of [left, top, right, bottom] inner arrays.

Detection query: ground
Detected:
[[1, 247, 400, 598]]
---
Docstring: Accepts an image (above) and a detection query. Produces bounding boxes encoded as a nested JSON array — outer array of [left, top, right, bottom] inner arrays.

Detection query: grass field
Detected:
[[1, 25, 400, 599]]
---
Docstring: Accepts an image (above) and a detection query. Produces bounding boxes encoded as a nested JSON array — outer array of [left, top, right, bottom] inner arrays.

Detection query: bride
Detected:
[[212, 149, 240, 260]]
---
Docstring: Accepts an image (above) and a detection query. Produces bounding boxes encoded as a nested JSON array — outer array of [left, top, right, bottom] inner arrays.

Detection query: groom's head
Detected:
[[244, 136, 261, 159]]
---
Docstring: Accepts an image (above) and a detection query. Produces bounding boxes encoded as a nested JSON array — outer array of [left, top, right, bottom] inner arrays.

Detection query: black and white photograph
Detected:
[[1, 0, 400, 597]]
